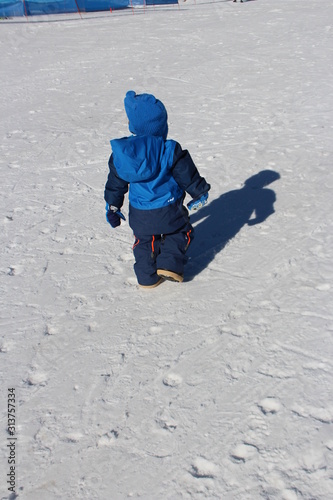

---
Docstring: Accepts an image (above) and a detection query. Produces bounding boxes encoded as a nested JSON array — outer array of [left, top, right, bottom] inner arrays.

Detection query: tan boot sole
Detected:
[[139, 278, 164, 289], [157, 269, 184, 283]]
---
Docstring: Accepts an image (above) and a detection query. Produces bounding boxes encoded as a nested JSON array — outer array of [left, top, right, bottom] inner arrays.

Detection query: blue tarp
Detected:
[[25, 0, 78, 15], [76, 0, 129, 11], [146, 0, 177, 4], [0, 0, 177, 16], [0, 0, 25, 16]]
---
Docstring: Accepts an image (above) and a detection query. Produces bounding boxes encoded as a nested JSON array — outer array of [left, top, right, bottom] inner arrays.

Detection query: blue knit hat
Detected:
[[124, 91, 168, 140]]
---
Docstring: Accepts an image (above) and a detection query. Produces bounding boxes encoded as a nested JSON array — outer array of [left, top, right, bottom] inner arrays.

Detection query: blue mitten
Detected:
[[187, 192, 209, 211], [105, 204, 126, 228]]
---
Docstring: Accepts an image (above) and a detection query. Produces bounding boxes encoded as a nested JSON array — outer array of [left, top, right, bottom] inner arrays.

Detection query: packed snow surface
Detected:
[[1, 0, 333, 498]]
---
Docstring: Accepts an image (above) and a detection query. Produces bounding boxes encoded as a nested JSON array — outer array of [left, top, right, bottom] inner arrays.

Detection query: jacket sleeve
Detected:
[[104, 154, 129, 209], [171, 142, 210, 200]]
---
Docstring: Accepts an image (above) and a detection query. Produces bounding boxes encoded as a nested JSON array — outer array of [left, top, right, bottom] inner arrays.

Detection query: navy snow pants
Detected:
[[132, 222, 193, 286]]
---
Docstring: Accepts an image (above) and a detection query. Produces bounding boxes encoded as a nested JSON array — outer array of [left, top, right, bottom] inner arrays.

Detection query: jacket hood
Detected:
[[124, 90, 168, 140], [111, 135, 165, 183]]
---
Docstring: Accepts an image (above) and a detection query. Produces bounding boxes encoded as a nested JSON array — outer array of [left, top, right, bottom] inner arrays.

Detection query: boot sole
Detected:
[[157, 269, 184, 283], [139, 278, 164, 289]]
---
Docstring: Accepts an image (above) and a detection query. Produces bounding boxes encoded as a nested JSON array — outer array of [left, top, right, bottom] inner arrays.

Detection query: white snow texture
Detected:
[[1, 0, 333, 499]]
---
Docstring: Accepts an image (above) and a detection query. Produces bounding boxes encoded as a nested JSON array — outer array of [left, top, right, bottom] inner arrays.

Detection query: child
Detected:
[[104, 91, 210, 289]]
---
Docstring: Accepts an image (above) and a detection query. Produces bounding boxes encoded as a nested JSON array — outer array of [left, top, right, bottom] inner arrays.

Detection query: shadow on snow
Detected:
[[186, 169, 281, 280]]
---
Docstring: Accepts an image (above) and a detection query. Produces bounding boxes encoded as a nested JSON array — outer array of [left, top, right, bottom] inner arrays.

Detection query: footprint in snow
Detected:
[[97, 429, 119, 447], [44, 324, 58, 336], [281, 489, 299, 500], [63, 432, 83, 443], [231, 443, 259, 463], [7, 265, 24, 276], [292, 403, 333, 424], [126, 276, 138, 286], [163, 373, 182, 388], [301, 448, 327, 473], [325, 440, 333, 451], [148, 325, 163, 334], [0, 341, 9, 353], [315, 283, 330, 291], [155, 410, 177, 432], [119, 253, 133, 262], [26, 371, 48, 386], [258, 397, 281, 415], [190, 457, 219, 479], [34, 426, 57, 451]]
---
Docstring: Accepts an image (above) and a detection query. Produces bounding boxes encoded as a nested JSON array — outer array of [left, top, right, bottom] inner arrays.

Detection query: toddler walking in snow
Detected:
[[104, 91, 210, 288]]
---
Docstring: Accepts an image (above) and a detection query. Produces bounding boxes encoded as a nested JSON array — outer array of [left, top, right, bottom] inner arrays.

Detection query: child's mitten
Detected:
[[187, 192, 209, 211], [106, 204, 126, 228]]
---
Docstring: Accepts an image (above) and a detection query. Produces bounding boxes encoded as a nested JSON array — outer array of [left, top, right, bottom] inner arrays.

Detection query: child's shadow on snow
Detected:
[[186, 170, 281, 280]]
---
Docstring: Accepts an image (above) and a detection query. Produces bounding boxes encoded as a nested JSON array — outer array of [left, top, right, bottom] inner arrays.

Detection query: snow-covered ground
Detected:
[[1, 0, 333, 498]]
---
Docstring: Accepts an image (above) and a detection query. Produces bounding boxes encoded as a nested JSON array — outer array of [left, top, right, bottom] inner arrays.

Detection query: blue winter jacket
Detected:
[[111, 135, 183, 210], [104, 135, 210, 235]]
